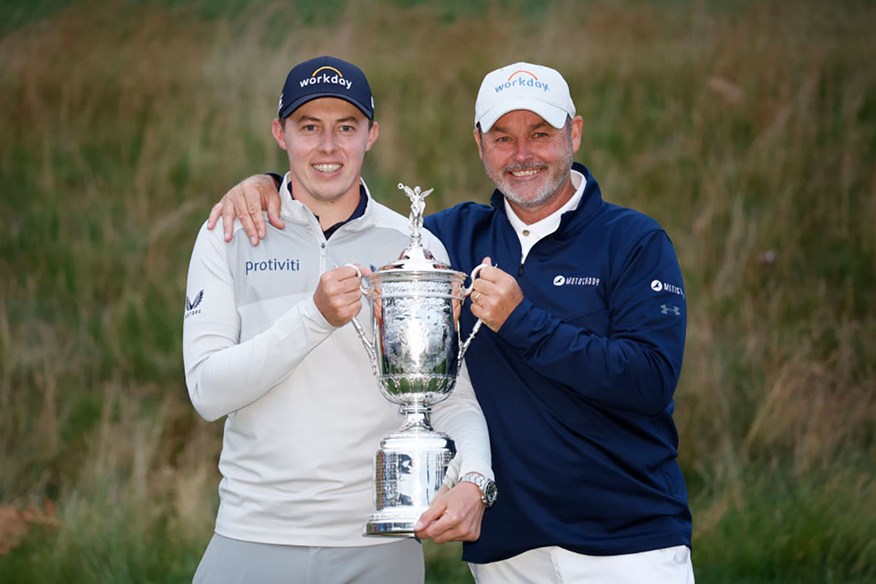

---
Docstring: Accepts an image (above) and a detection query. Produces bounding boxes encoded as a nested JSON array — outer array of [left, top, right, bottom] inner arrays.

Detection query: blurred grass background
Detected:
[[1, 0, 874, 582]]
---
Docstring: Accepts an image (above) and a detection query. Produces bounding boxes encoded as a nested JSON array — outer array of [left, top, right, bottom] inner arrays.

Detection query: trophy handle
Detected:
[[342, 263, 379, 375], [459, 264, 488, 359]]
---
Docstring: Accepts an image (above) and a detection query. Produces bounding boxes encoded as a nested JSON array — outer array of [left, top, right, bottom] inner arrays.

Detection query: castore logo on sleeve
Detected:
[[184, 290, 204, 319]]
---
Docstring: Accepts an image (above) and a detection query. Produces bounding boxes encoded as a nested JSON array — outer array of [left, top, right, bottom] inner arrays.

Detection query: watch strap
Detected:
[[460, 472, 497, 508]]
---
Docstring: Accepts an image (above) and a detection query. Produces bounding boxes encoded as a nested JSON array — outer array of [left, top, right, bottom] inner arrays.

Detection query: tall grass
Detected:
[[1, 1, 874, 582]]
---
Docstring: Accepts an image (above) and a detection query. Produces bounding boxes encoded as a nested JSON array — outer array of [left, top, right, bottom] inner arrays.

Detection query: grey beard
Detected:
[[484, 151, 573, 210]]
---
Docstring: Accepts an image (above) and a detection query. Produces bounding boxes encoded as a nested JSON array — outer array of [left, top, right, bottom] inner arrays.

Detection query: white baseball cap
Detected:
[[474, 62, 576, 132]]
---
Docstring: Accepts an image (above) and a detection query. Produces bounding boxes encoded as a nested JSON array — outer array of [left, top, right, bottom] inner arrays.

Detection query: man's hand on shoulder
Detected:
[[207, 174, 284, 245]]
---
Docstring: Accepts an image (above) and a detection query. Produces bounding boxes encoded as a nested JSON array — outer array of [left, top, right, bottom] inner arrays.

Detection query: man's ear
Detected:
[[570, 115, 584, 154], [271, 118, 287, 150], [365, 121, 380, 152], [473, 127, 484, 161]]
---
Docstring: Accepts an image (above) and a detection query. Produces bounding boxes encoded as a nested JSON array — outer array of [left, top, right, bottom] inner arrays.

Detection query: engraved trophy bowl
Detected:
[[349, 184, 484, 536]]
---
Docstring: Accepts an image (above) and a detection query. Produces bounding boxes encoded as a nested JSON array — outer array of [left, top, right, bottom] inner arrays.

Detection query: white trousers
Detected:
[[469, 544, 694, 584]]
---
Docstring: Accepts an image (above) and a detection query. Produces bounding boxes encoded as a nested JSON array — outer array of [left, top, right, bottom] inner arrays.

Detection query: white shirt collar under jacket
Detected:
[[504, 169, 587, 263], [279, 173, 374, 230]]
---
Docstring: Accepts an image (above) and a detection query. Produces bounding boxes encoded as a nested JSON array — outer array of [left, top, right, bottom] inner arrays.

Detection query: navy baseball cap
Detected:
[[278, 56, 375, 120]]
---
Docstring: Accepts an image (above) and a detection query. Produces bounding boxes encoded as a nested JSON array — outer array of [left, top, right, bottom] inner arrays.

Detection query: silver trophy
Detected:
[[350, 183, 483, 537]]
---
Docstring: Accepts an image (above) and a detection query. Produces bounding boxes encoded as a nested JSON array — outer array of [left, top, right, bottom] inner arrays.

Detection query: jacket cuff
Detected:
[[495, 297, 536, 349]]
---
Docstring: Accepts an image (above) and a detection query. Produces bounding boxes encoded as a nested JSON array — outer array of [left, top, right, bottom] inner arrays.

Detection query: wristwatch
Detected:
[[460, 472, 498, 508]]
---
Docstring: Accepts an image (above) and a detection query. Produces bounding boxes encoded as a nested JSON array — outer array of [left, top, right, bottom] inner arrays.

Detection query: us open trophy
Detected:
[[350, 183, 483, 536]]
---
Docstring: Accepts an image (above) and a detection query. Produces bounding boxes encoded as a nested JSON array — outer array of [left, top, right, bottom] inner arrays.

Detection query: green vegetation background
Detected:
[[1, 0, 874, 582]]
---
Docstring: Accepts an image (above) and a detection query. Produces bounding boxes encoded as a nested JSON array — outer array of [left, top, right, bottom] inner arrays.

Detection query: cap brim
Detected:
[[279, 93, 373, 120], [476, 99, 568, 132]]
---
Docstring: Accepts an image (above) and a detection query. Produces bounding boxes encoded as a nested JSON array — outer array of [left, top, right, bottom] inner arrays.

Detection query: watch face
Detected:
[[462, 474, 497, 507], [483, 481, 498, 506]]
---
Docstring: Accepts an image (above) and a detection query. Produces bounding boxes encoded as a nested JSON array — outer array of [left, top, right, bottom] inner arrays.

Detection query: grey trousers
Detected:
[[193, 533, 424, 584]]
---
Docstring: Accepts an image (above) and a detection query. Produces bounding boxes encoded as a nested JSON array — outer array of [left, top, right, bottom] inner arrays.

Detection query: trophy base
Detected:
[[363, 511, 422, 537], [364, 429, 455, 538]]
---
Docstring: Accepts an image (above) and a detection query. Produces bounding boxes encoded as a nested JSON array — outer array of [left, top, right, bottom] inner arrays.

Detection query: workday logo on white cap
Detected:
[[495, 69, 551, 93], [475, 62, 576, 132]]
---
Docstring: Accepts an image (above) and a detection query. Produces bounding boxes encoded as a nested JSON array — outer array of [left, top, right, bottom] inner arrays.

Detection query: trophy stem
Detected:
[[400, 404, 434, 432]]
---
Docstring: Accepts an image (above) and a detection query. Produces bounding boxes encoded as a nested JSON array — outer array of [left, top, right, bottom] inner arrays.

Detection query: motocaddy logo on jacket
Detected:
[[493, 69, 550, 94], [553, 275, 600, 287]]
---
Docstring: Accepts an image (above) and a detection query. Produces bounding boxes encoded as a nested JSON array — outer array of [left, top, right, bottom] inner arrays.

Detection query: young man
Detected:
[[210, 61, 694, 583], [183, 55, 493, 584]]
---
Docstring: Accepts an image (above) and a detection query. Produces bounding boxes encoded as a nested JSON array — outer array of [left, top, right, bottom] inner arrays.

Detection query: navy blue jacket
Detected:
[[425, 162, 692, 563]]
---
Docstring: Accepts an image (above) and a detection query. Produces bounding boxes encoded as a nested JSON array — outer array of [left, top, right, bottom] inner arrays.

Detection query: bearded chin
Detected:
[[502, 182, 554, 209], [486, 153, 573, 210]]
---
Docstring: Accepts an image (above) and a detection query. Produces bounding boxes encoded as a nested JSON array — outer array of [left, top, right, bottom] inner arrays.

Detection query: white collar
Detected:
[[279, 173, 372, 225], [504, 169, 586, 262]]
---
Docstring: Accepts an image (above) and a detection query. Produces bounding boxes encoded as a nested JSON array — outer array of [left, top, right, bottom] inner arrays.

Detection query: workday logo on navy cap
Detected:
[[278, 56, 375, 120]]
